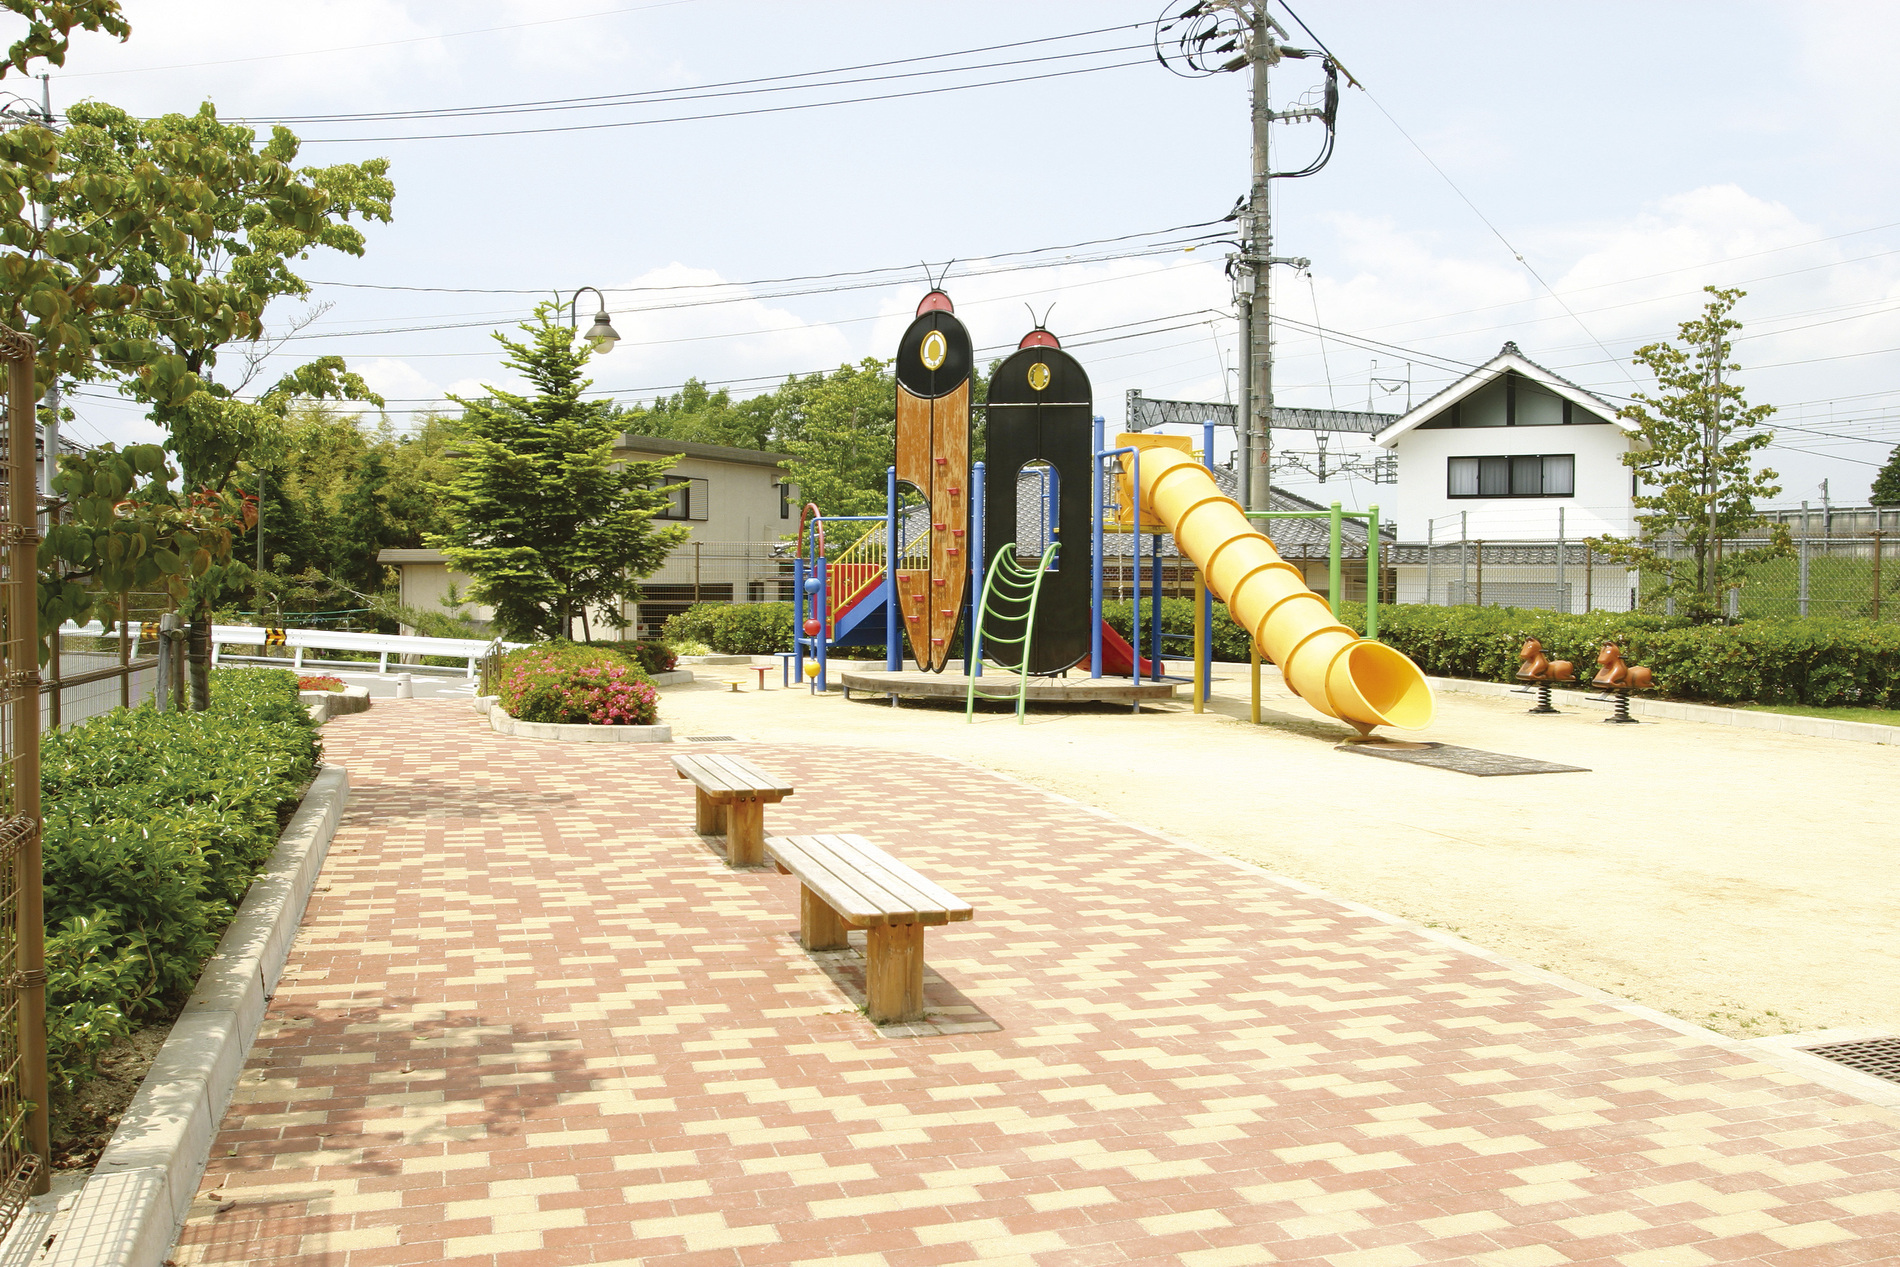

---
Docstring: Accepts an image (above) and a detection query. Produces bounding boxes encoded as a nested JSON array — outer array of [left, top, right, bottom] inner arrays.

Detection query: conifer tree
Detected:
[[433, 312, 687, 642]]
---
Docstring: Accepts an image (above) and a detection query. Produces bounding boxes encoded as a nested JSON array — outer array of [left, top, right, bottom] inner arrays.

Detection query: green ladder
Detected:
[[965, 543, 1059, 724]]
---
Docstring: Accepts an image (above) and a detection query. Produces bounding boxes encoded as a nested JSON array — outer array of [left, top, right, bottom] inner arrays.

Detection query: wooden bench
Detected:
[[765, 833, 974, 1024], [671, 754, 796, 866]]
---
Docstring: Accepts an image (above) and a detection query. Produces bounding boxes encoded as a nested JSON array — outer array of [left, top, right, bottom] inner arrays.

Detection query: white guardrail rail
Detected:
[[58, 622, 524, 678]]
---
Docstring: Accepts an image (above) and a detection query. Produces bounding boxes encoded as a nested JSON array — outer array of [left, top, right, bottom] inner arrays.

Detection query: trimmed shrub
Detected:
[[617, 640, 678, 675], [498, 643, 660, 725], [1102, 597, 1254, 663], [662, 602, 795, 655], [40, 668, 320, 1089], [1336, 604, 1900, 708]]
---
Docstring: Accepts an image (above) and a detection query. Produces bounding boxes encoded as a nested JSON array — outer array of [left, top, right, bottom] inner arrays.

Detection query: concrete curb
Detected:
[[43, 764, 351, 1267], [298, 684, 371, 723], [483, 702, 672, 744], [1427, 675, 1899, 745]]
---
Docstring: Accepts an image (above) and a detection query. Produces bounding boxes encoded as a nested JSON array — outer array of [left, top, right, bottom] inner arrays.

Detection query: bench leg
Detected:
[[865, 922, 926, 1024], [693, 789, 728, 836], [800, 886, 851, 951], [726, 798, 764, 866]]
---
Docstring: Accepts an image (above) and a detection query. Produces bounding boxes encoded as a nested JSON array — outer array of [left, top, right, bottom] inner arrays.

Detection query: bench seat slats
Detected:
[[823, 834, 973, 922], [671, 753, 794, 799], [767, 833, 973, 928]]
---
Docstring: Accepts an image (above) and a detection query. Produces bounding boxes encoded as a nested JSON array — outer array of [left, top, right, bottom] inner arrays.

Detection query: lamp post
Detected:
[[565, 286, 621, 354]]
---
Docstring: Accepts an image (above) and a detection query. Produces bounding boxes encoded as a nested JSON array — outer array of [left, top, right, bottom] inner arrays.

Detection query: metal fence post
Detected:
[[1554, 506, 1566, 613], [1425, 520, 1434, 607], [1874, 530, 1884, 622], [1459, 511, 1468, 604], [1664, 540, 1675, 617], [1584, 544, 1593, 613], [1474, 538, 1484, 607], [1798, 534, 1809, 617]]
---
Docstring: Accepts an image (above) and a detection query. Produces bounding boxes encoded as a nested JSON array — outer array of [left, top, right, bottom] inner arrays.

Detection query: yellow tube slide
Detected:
[[1126, 439, 1434, 733]]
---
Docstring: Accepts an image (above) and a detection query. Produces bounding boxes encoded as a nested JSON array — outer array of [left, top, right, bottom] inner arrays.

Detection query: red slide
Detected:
[[1081, 620, 1164, 677]]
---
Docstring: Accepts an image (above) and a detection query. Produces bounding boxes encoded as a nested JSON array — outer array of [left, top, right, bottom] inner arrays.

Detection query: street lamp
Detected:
[[566, 286, 620, 354]]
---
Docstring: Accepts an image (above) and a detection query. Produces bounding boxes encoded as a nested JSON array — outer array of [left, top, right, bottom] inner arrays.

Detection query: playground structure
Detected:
[[792, 288, 1435, 735]]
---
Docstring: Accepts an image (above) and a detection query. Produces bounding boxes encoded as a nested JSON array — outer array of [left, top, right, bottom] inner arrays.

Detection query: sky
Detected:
[[18, 0, 1900, 533]]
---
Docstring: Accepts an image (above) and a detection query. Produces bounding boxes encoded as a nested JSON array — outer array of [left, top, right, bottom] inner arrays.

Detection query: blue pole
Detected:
[[885, 465, 899, 672], [1091, 416, 1104, 679], [793, 556, 805, 686], [969, 461, 985, 677], [1202, 421, 1216, 702]]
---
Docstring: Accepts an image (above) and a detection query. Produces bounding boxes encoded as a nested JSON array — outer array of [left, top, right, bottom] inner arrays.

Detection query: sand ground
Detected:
[[656, 660, 1898, 1041]]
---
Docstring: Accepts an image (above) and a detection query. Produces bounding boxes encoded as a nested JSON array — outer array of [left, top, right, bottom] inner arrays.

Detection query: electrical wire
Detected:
[[295, 58, 1153, 144]]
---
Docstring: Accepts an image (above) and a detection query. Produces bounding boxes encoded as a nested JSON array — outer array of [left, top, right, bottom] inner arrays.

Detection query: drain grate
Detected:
[[1804, 1037, 1900, 1084], [683, 735, 739, 743]]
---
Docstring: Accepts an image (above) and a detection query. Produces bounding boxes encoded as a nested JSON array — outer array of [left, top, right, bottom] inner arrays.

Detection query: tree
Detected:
[[1587, 287, 1791, 621], [613, 378, 776, 451], [1872, 445, 1900, 507], [431, 313, 688, 643], [45, 100, 393, 705], [3, 1, 128, 78]]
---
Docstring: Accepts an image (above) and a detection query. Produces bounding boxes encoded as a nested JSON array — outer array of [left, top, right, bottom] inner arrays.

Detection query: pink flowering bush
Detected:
[[497, 643, 660, 726]]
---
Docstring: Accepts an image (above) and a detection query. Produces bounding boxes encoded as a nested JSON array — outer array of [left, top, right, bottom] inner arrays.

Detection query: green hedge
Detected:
[[662, 602, 795, 655], [1339, 604, 1900, 708], [40, 669, 320, 1090], [1105, 596, 1900, 708]]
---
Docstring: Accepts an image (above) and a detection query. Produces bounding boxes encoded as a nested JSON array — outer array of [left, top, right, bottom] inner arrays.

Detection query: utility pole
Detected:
[[1158, 2, 1342, 511], [1706, 333, 1720, 605], [1244, 2, 1272, 512]]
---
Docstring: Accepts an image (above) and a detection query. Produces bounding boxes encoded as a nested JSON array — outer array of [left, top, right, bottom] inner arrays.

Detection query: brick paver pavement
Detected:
[[171, 701, 1900, 1266]]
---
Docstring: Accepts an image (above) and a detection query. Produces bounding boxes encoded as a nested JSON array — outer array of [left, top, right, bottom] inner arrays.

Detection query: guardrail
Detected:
[[59, 622, 522, 679]]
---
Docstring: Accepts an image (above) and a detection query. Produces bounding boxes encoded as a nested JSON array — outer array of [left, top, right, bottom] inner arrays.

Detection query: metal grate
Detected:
[[1805, 1037, 1900, 1085], [1339, 740, 1588, 777], [684, 735, 740, 743]]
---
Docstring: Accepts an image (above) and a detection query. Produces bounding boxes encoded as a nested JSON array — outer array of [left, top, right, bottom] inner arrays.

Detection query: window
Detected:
[[1447, 454, 1574, 498], [655, 477, 710, 521], [778, 481, 791, 520]]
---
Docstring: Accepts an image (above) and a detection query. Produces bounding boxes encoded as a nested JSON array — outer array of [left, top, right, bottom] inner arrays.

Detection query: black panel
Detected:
[[981, 345, 1093, 674], [894, 310, 973, 399]]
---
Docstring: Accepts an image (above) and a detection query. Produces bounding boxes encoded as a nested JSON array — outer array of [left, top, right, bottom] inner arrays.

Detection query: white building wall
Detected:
[[1388, 420, 1636, 545]]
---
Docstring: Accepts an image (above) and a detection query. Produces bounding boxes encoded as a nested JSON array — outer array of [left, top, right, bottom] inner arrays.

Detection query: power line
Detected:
[[237, 39, 1154, 127], [295, 57, 1152, 144]]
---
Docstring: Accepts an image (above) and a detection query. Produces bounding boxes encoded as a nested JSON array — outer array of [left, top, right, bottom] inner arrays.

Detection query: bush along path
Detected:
[[494, 642, 663, 726], [39, 668, 319, 1164], [1101, 597, 1900, 710]]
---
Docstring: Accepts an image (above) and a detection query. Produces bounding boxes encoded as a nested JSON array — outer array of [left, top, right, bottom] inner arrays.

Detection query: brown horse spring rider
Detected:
[[1591, 643, 1653, 691], [1516, 639, 1574, 682]]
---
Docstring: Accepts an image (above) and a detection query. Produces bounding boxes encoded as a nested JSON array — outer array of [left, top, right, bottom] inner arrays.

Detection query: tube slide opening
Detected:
[[1341, 641, 1435, 731]]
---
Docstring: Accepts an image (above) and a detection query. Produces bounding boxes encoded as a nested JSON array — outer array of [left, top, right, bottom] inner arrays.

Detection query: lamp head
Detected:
[[583, 310, 620, 354]]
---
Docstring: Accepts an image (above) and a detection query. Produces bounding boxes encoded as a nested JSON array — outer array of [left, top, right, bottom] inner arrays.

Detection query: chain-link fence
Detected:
[[1395, 534, 1897, 619], [632, 542, 792, 638]]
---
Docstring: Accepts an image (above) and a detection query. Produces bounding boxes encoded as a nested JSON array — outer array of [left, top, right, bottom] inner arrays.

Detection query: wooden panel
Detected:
[[800, 884, 851, 951], [726, 799, 765, 867], [700, 754, 795, 796], [693, 787, 723, 836], [895, 386, 935, 491], [895, 568, 931, 668], [866, 921, 926, 1023], [764, 833, 971, 926], [827, 834, 974, 923], [766, 835, 915, 925], [928, 381, 970, 671]]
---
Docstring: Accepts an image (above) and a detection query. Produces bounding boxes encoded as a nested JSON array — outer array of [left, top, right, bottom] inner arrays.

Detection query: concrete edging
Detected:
[[1427, 675, 1899, 745], [44, 764, 351, 1267], [483, 702, 672, 744], [297, 684, 370, 723]]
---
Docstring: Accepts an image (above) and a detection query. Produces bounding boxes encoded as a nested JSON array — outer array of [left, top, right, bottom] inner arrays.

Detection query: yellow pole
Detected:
[[1192, 570, 1205, 715], [1250, 643, 1261, 725]]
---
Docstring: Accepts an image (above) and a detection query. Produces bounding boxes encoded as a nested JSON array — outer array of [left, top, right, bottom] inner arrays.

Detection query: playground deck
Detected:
[[168, 701, 1900, 1267], [840, 665, 1180, 705]]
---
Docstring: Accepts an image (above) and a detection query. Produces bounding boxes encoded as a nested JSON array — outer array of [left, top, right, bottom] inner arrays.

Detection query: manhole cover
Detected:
[[684, 735, 739, 743], [1338, 741, 1588, 777], [1804, 1037, 1900, 1084]]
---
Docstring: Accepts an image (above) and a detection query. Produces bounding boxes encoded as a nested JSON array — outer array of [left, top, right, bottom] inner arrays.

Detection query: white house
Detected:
[[1374, 342, 1643, 612]]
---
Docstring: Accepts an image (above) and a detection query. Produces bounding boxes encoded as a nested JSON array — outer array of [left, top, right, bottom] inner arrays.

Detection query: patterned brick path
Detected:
[[171, 702, 1900, 1266]]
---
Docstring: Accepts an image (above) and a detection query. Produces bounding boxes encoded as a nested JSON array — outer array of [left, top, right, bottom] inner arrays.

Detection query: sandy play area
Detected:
[[657, 659, 1897, 1042]]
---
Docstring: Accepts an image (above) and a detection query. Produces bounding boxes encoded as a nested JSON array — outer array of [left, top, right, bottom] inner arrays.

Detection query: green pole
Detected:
[[1328, 502, 1342, 620], [1366, 504, 1380, 640]]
